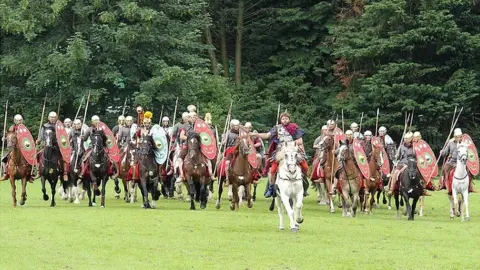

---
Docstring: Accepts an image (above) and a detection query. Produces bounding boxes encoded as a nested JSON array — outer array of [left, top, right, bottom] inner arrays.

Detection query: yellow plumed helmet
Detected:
[[204, 113, 212, 124], [144, 111, 153, 119]]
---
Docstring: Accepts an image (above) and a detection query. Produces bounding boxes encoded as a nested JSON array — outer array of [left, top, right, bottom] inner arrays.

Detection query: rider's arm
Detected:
[[179, 129, 187, 141]]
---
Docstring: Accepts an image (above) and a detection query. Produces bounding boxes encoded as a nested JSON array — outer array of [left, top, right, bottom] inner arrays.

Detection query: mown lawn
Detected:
[[1, 179, 479, 270]]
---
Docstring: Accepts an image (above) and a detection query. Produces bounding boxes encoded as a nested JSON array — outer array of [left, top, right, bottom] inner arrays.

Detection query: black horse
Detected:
[[135, 135, 160, 209], [39, 127, 62, 207], [67, 133, 85, 203], [394, 157, 423, 220], [86, 132, 109, 207]]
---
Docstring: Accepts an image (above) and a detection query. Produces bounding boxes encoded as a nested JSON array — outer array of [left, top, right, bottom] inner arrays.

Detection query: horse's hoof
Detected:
[[190, 206, 196, 210], [279, 227, 285, 231], [94, 190, 101, 196], [396, 215, 400, 220], [456, 212, 461, 218], [20, 200, 25, 206], [50, 203, 56, 207], [88, 203, 93, 207], [115, 195, 120, 200], [465, 217, 470, 222], [247, 203, 253, 209], [408, 217, 414, 221], [101, 205, 105, 208], [383, 199, 387, 204], [92, 202, 96, 207], [200, 204, 206, 209], [74, 200, 80, 204], [145, 204, 151, 209], [388, 206, 392, 210], [296, 218, 304, 224], [230, 205, 235, 211], [290, 228, 299, 233], [43, 195, 49, 201], [252, 196, 256, 202], [269, 205, 274, 212]]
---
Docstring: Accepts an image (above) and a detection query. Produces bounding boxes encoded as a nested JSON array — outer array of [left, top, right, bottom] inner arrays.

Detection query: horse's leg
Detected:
[[352, 186, 360, 218], [410, 196, 419, 221], [419, 196, 424, 217], [294, 185, 304, 226], [452, 190, 459, 219], [114, 177, 121, 200], [168, 175, 176, 198], [394, 193, 400, 219], [200, 178, 207, 209], [275, 195, 285, 230], [50, 177, 57, 207], [84, 179, 93, 207], [216, 178, 224, 209], [252, 183, 257, 201], [237, 185, 244, 206], [231, 183, 239, 211], [388, 194, 392, 210], [20, 177, 27, 206], [140, 177, 150, 209], [73, 176, 81, 204], [279, 190, 296, 232], [369, 190, 376, 213], [100, 176, 108, 208], [246, 182, 253, 208], [403, 192, 413, 220], [463, 189, 470, 222], [152, 176, 159, 209], [10, 176, 17, 207], [341, 188, 350, 217], [187, 176, 196, 210], [41, 175, 49, 201]]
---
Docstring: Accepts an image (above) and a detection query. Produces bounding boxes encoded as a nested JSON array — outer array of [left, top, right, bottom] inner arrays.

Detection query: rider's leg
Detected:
[[264, 161, 278, 198]]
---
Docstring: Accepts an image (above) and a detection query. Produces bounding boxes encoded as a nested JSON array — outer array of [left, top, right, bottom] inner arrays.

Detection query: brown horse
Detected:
[[363, 144, 383, 214], [216, 135, 253, 211], [337, 144, 363, 217], [316, 136, 339, 213], [5, 131, 33, 207], [183, 133, 210, 210], [115, 143, 135, 203]]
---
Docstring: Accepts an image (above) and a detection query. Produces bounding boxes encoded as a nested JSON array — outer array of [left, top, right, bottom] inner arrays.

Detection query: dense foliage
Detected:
[[2, 0, 479, 155]]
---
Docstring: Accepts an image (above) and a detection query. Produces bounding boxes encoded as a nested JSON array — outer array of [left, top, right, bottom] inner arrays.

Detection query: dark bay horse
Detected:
[[39, 128, 62, 207], [317, 136, 339, 213], [85, 132, 109, 207], [67, 134, 84, 203], [5, 131, 32, 207], [363, 144, 383, 214], [394, 157, 423, 220], [134, 136, 160, 209], [115, 143, 135, 203], [337, 144, 362, 217], [184, 133, 210, 210], [216, 135, 253, 211]]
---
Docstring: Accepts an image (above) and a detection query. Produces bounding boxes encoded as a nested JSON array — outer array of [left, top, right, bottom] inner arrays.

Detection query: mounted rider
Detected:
[[134, 111, 153, 143], [1, 114, 29, 181], [35, 111, 68, 181], [350, 122, 364, 140], [79, 115, 108, 178], [220, 119, 240, 178], [64, 118, 72, 135], [378, 126, 396, 162], [161, 116, 173, 139], [439, 128, 475, 193], [387, 132, 415, 196], [412, 131, 435, 194], [69, 119, 83, 147], [112, 116, 125, 138], [335, 130, 359, 178], [254, 112, 309, 198]]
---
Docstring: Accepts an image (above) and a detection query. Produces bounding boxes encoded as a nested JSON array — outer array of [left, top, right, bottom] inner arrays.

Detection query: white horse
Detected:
[[450, 144, 470, 221], [275, 141, 304, 232]]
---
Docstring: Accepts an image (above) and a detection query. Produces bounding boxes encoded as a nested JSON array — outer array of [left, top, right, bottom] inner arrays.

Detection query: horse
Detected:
[[316, 136, 339, 213], [183, 133, 210, 210], [115, 143, 136, 203], [274, 141, 304, 232], [38, 128, 62, 207], [336, 144, 363, 217], [216, 134, 254, 210], [449, 144, 470, 221], [5, 131, 32, 207], [251, 151, 264, 201], [85, 132, 109, 207], [363, 143, 384, 214], [394, 157, 423, 220], [134, 135, 160, 209], [66, 133, 84, 204]]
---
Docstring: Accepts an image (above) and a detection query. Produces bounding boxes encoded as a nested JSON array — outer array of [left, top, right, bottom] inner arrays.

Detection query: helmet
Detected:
[[64, 118, 72, 123], [73, 119, 82, 125], [244, 122, 252, 128], [136, 106, 143, 113], [125, 116, 133, 122], [230, 119, 240, 126], [404, 132, 413, 140], [379, 126, 387, 135], [182, 112, 189, 119], [162, 116, 169, 122], [345, 130, 353, 135], [91, 115, 100, 122], [413, 131, 421, 138], [327, 119, 335, 125], [187, 105, 196, 113], [350, 122, 359, 129], [454, 128, 463, 137], [48, 111, 58, 118], [280, 112, 290, 120], [353, 132, 360, 138], [364, 130, 372, 136], [14, 114, 23, 121], [321, 125, 327, 130], [118, 115, 125, 121]]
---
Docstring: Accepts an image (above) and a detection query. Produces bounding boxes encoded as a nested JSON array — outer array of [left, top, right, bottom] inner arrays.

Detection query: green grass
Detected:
[[1, 180, 480, 270]]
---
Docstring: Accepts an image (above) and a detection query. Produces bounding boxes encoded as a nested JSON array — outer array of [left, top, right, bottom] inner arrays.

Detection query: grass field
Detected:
[[1, 179, 480, 270]]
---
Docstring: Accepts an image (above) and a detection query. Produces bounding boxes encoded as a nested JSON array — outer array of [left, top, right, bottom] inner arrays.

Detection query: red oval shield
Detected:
[[16, 124, 36, 166], [372, 136, 390, 175], [194, 118, 217, 160], [56, 121, 72, 163], [462, 134, 479, 176], [97, 122, 120, 163], [353, 138, 370, 179], [413, 139, 438, 182], [334, 127, 345, 147]]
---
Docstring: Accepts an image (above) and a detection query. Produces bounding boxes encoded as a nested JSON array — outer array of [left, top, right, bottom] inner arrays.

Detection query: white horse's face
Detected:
[[457, 144, 468, 164], [284, 148, 298, 174]]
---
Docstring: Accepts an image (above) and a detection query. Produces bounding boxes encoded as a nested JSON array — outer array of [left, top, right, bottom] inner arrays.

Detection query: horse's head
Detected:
[[91, 133, 105, 156], [236, 135, 252, 156], [372, 145, 384, 167], [6, 131, 17, 148], [136, 136, 153, 157], [407, 157, 418, 180], [187, 133, 201, 159], [43, 127, 56, 147], [457, 144, 469, 165], [284, 144, 299, 175]]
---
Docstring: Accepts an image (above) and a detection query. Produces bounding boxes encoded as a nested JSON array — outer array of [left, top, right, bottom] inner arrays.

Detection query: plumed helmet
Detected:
[[345, 130, 353, 135], [230, 119, 240, 126], [413, 131, 421, 138], [144, 111, 153, 119], [454, 128, 463, 137], [48, 111, 58, 118], [350, 122, 359, 129], [244, 122, 252, 128], [364, 130, 372, 136], [162, 116, 170, 122], [187, 105, 197, 113], [118, 115, 125, 121], [91, 115, 100, 122], [136, 106, 143, 113], [204, 113, 212, 124], [182, 112, 189, 119]]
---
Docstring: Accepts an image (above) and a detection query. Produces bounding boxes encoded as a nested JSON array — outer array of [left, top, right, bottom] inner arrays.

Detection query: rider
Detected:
[[64, 118, 72, 135], [387, 132, 414, 196], [221, 119, 240, 178], [176, 112, 198, 181], [439, 128, 475, 193], [350, 122, 364, 140], [254, 112, 309, 198], [112, 116, 125, 138], [1, 114, 27, 181], [412, 131, 435, 194], [161, 116, 173, 138], [35, 111, 68, 181], [134, 111, 153, 143], [79, 115, 107, 178], [378, 126, 396, 163]]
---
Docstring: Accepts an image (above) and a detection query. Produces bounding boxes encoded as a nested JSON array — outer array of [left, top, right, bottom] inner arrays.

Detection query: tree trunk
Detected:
[[234, 0, 244, 86], [220, 11, 228, 77], [205, 25, 218, 75]]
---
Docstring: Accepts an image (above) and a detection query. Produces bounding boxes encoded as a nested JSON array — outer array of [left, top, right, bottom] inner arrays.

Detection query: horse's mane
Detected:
[[187, 132, 199, 141], [275, 142, 298, 162]]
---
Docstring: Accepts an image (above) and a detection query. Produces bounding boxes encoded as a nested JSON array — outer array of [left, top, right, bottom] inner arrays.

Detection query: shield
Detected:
[[97, 122, 120, 163], [413, 139, 438, 182], [194, 118, 217, 160], [334, 127, 345, 147], [130, 123, 138, 140], [462, 134, 479, 176], [16, 124, 36, 166], [56, 121, 72, 162], [150, 124, 168, 165], [353, 138, 370, 179], [372, 136, 390, 175], [247, 137, 258, 169]]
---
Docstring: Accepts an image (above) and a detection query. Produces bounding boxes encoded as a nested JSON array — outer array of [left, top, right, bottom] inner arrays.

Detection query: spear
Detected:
[[165, 97, 179, 170], [57, 91, 62, 116], [375, 108, 379, 137], [408, 108, 415, 132], [0, 100, 8, 176], [32, 93, 48, 175], [341, 109, 344, 132], [217, 100, 233, 180], [359, 112, 364, 134], [275, 103, 281, 125], [158, 105, 164, 125], [74, 95, 85, 120], [121, 98, 128, 116], [73, 91, 91, 172]]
